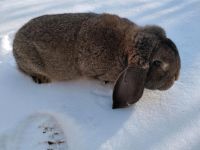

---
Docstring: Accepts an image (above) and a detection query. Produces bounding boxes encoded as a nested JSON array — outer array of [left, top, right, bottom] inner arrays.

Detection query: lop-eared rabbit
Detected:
[[13, 13, 181, 109]]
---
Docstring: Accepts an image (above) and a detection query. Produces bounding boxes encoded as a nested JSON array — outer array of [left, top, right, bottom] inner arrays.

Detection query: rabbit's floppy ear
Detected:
[[112, 66, 148, 109], [112, 28, 159, 109]]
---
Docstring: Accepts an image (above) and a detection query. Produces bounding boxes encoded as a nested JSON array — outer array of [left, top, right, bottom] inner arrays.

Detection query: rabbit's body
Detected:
[[13, 13, 136, 82], [13, 13, 181, 108]]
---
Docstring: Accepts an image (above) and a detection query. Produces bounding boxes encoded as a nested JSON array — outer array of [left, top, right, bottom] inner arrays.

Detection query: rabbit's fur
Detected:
[[13, 13, 181, 108]]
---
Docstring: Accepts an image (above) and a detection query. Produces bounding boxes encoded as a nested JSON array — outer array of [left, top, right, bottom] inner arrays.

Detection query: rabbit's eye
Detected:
[[152, 60, 162, 66]]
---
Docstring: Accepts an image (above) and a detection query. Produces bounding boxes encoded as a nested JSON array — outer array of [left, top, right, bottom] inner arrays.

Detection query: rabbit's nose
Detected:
[[159, 76, 175, 91]]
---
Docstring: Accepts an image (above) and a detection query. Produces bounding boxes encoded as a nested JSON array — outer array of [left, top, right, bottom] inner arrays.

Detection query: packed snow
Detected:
[[0, 0, 200, 150]]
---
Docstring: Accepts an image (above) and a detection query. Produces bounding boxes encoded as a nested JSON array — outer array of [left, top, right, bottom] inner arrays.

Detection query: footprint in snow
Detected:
[[9, 113, 68, 150]]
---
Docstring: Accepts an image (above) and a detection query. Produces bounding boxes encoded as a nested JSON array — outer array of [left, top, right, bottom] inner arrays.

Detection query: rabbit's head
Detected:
[[145, 38, 180, 90], [113, 26, 181, 109]]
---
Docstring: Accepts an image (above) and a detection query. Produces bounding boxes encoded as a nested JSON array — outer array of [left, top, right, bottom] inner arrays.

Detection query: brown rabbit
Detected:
[[13, 13, 181, 109]]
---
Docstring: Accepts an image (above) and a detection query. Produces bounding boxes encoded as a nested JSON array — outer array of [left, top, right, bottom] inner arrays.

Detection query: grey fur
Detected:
[[13, 13, 181, 108]]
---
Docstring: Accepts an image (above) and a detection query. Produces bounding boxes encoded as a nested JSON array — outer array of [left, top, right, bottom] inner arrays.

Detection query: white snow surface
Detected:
[[0, 0, 200, 150]]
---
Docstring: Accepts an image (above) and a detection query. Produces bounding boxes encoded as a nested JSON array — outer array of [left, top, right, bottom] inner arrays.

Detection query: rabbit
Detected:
[[13, 13, 181, 109]]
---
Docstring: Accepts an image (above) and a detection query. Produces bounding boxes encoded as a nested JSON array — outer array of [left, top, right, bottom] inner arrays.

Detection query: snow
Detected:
[[0, 0, 200, 149]]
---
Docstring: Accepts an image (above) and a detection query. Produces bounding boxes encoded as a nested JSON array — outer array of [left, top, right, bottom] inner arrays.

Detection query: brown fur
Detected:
[[13, 13, 181, 109]]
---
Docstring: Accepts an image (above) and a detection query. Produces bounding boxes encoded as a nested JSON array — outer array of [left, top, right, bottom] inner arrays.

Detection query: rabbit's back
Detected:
[[13, 13, 98, 80]]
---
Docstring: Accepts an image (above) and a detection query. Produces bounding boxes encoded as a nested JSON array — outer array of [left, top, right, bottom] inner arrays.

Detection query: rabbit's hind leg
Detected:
[[31, 74, 51, 84], [14, 41, 51, 84], [17, 65, 51, 84]]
